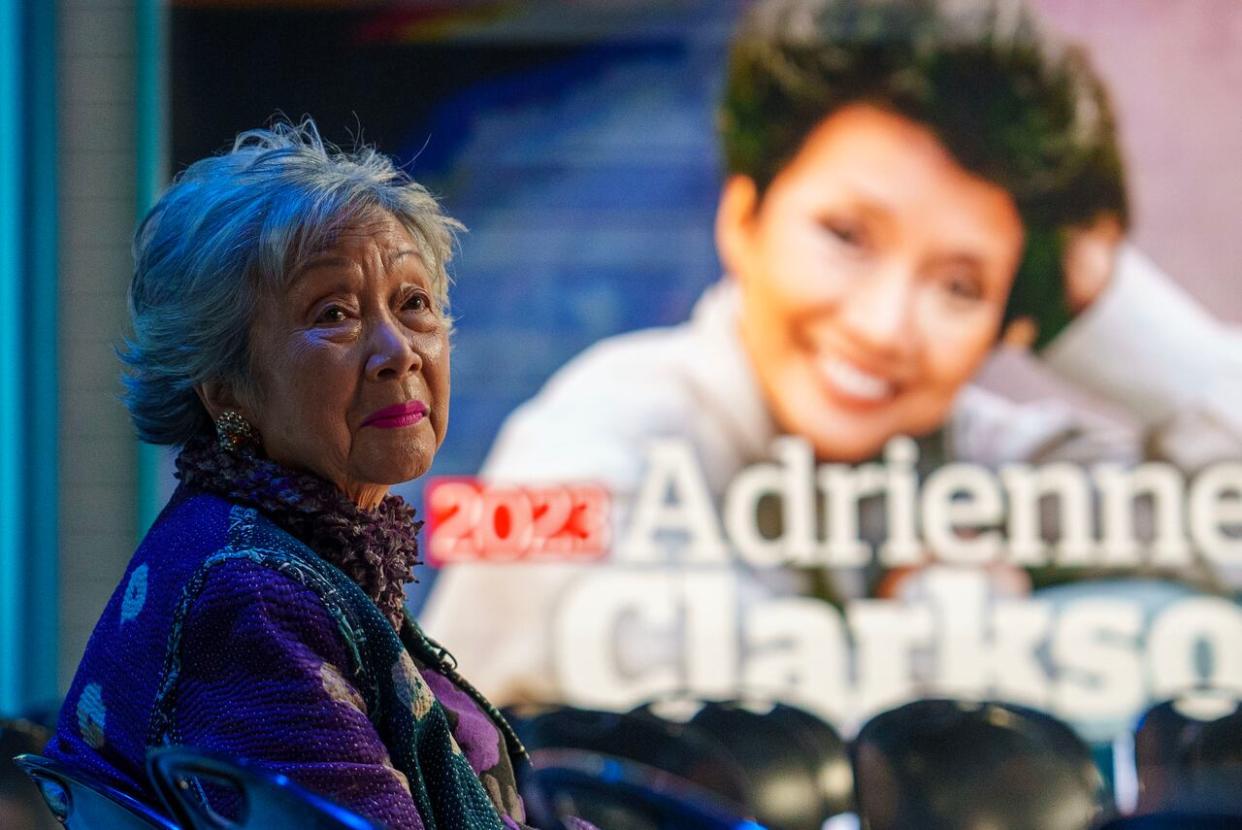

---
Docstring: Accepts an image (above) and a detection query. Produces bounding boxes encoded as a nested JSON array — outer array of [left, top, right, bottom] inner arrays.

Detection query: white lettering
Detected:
[[744, 597, 852, 724], [723, 438, 817, 566], [1051, 599, 1144, 721], [554, 570, 680, 709], [819, 464, 885, 566], [849, 599, 933, 719], [1189, 463, 1242, 567], [1093, 463, 1189, 567], [1001, 463, 1095, 567], [924, 568, 1052, 708], [878, 437, 924, 567], [683, 571, 740, 699], [1147, 597, 1242, 699], [621, 441, 727, 563], [922, 464, 1004, 564]]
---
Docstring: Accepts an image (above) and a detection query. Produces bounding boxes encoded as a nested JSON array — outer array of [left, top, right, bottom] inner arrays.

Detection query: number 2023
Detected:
[[425, 479, 611, 565]]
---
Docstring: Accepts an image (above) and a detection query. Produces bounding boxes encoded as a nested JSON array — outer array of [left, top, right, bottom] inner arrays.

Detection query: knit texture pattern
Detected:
[[175, 433, 421, 630], [47, 482, 542, 829]]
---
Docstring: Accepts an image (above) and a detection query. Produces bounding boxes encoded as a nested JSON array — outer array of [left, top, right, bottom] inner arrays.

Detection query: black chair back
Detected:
[[1096, 813, 1242, 829], [506, 704, 760, 830], [674, 700, 852, 830], [852, 699, 1103, 830], [146, 747, 380, 830], [13, 753, 178, 830], [522, 748, 766, 830], [1134, 691, 1242, 816], [2, 719, 58, 830]]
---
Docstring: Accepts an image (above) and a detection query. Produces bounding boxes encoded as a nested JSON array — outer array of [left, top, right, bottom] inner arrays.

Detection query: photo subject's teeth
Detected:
[[821, 357, 894, 401]]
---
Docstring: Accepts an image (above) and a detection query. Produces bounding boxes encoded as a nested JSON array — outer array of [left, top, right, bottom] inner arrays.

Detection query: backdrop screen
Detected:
[[173, 0, 1242, 754]]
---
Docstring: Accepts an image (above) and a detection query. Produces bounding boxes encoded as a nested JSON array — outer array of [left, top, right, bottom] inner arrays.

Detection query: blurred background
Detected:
[[2, 3, 1242, 825]]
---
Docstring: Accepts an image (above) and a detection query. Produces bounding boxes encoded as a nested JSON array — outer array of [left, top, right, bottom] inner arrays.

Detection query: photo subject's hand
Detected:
[[1063, 213, 1124, 315]]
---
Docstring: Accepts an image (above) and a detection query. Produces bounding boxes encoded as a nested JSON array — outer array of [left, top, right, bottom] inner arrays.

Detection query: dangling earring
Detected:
[[215, 410, 259, 452]]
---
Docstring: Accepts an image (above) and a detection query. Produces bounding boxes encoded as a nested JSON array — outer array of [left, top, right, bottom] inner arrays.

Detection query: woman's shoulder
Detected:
[[145, 487, 343, 587], [47, 489, 349, 790], [145, 491, 379, 650], [141, 494, 382, 745], [70, 487, 348, 653], [92, 488, 370, 688]]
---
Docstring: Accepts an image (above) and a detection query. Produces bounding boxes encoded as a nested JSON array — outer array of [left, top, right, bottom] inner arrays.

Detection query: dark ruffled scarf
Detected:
[[175, 434, 421, 630]]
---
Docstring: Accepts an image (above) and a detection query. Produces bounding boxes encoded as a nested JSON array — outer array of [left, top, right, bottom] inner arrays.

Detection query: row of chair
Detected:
[[5, 690, 1242, 829], [8, 747, 381, 829], [506, 691, 1242, 830]]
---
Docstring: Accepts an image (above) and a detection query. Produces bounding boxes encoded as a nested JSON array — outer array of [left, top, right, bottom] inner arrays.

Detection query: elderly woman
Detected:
[[46, 123, 557, 830]]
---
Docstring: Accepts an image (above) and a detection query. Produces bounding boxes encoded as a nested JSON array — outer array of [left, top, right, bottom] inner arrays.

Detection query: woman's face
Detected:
[[242, 211, 450, 508], [718, 104, 1025, 462]]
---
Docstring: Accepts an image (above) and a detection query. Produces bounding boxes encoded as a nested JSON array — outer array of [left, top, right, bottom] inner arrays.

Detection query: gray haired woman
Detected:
[[46, 121, 577, 830]]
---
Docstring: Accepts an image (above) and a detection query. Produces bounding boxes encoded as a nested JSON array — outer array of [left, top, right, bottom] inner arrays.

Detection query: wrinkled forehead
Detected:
[[270, 206, 433, 291]]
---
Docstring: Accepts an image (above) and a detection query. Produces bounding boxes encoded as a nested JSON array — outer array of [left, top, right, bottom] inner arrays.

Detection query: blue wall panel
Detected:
[[0, 0, 60, 716]]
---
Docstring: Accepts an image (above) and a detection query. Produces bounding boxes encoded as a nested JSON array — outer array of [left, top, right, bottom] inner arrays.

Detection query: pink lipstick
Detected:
[[362, 400, 428, 429]]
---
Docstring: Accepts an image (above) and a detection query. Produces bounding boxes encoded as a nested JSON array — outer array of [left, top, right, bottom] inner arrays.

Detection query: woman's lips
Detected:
[[817, 356, 896, 406], [362, 400, 428, 429]]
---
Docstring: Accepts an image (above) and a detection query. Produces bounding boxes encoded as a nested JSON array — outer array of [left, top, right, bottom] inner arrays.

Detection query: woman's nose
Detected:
[[838, 266, 917, 356], [365, 316, 422, 381]]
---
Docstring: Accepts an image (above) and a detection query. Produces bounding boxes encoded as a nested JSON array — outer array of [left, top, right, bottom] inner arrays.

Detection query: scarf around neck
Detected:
[[174, 434, 422, 630]]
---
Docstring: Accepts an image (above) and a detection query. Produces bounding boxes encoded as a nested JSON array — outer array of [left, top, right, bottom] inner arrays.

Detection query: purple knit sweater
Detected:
[[48, 477, 551, 829]]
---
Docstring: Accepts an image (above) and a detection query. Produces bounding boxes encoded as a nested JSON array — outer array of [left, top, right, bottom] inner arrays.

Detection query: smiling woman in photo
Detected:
[[423, 0, 1242, 708]]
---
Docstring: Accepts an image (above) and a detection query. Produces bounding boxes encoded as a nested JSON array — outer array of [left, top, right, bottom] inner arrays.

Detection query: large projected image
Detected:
[[175, 0, 1242, 761]]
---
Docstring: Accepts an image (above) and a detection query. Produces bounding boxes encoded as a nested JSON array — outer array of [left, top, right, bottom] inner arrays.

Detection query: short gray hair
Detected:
[[120, 118, 463, 446]]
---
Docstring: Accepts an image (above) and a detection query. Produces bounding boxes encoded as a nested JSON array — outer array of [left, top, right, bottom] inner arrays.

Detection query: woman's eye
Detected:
[[943, 272, 983, 302], [820, 217, 867, 249], [404, 292, 432, 313], [315, 304, 349, 324]]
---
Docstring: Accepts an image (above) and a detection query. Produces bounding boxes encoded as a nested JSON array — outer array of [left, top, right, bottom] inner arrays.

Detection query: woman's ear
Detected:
[[1063, 212, 1124, 314], [716, 175, 760, 282], [195, 379, 247, 423]]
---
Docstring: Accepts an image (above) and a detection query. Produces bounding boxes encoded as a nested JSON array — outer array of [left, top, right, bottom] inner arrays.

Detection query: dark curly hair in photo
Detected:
[[719, 0, 1131, 346]]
